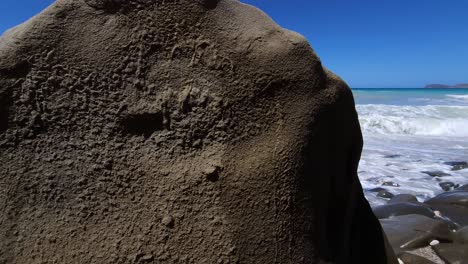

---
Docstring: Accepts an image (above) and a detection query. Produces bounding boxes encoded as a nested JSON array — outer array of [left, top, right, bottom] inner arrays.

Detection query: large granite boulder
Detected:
[[0, 0, 396, 263]]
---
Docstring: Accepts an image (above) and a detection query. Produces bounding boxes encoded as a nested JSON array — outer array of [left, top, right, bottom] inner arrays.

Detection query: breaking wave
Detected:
[[446, 94, 468, 102], [356, 104, 468, 137]]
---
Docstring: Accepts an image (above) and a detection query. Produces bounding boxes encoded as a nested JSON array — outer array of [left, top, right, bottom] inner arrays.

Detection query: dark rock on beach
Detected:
[[380, 214, 452, 254], [439, 181, 456, 191], [380, 186, 468, 263], [444, 161, 468, 171], [433, 243, 468, 264], [421, 171, 451, 177], [0, 0, 396, 263], [383, 181, 400, 187], [452, 164, 468, 171], [373, 203, 435, 219], [426, 204, 468, 227], [444, 161, 468, 166], [378, 190, 395, 199], [425, 190, 468, 227], [425, 190, 468, 208], [388, 194, 419, 204], [370, 187, 388, 193], [384, 154, 402, 159]]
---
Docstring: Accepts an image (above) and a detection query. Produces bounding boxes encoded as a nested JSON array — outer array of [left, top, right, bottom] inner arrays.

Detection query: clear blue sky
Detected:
[[1, 0, 467, 88]]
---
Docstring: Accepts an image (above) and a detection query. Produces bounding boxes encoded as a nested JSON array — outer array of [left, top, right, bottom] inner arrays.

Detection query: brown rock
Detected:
[[0, 1, 396, 263]]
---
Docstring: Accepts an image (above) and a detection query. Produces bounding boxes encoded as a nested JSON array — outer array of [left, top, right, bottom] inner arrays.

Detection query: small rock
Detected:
[[161, 216, 174, 228], [369, 187, 387, 193], [385, 154, 401, 159], [429, 240, 439, 246], [389, 194, 419, 204], [444, 161, 467, 166], [433, 211, 442, 218], [421, 171, 451, 177], [383, 181, 400, 187], [377, 190, 394, 199], [444, 161, 468, 171], [438, 182, 455, 191], [452, 164, 468, 171]]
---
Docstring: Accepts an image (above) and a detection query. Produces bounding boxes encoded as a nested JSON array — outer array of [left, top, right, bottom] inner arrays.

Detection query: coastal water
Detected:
[[352, 88, 468, 206]]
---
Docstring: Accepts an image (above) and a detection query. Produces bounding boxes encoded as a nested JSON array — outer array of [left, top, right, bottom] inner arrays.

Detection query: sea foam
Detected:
[[353, 89, 468, 207], [357, 104, 468, 137]]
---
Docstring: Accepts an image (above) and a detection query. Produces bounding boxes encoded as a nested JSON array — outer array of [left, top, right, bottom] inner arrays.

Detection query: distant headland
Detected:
[[425, 83, 468, 88]]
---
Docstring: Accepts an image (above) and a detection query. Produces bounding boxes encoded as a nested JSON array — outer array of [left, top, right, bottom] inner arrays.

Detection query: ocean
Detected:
[[352, 88, 468, 206]]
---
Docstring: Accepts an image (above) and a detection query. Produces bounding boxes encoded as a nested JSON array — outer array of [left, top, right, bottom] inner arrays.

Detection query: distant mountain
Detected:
[[425, 83, 468, 88]]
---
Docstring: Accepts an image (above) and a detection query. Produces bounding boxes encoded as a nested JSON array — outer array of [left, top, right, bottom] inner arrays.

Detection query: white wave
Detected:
[[446, 94, 468, 102], [356, 104, 468, 137]]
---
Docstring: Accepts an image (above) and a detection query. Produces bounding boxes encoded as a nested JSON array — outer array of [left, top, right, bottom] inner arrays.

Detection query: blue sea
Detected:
[[352, 88, 468, 206]]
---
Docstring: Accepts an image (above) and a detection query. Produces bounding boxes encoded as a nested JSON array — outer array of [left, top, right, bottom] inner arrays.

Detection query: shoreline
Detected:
[[373, 160, 468, 263]]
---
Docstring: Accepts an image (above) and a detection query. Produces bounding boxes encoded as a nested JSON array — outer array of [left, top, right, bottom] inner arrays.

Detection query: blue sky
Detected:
[[1, 0, 467, 88]]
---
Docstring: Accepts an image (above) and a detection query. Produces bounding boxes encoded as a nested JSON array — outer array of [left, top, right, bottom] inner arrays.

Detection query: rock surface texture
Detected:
[[0, 0, 395, 263]]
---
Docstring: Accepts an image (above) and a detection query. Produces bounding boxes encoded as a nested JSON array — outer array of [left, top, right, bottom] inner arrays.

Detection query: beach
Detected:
[[353, 88, 468, 206], [354, 88, 468, 263]]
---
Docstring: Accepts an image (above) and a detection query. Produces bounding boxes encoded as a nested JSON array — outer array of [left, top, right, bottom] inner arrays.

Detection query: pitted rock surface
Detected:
[[0, 0, 396, 263]]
